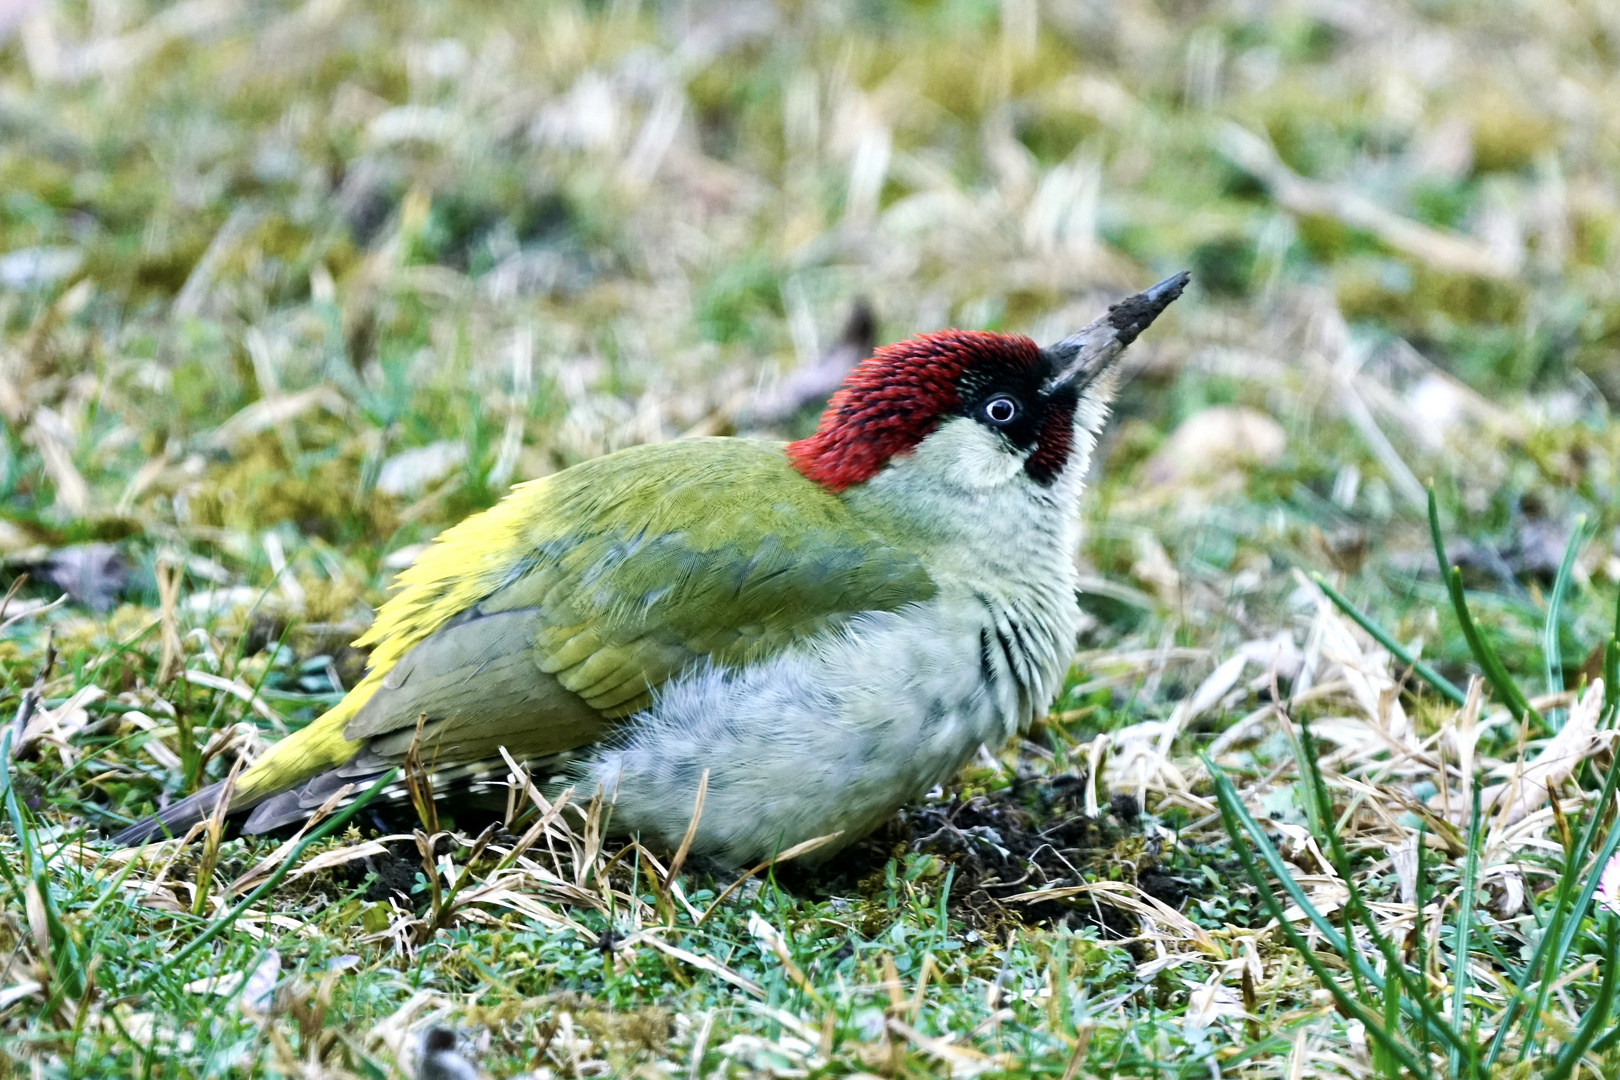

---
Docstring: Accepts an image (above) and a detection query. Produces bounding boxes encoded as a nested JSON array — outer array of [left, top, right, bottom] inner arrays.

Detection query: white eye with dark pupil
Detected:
[[984, 396, 1018, 424]]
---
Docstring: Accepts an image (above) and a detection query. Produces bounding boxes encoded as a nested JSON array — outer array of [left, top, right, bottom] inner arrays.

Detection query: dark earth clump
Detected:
[[809, 772, 1210, 944], [336, 838, 423, 903]]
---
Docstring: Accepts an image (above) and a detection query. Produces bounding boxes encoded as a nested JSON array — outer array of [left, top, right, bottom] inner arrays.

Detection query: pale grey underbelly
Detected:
[[579, 594, 1073, 866]]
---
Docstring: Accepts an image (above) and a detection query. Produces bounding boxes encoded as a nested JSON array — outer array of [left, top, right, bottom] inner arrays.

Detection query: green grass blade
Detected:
[[1210, 762, 1349, 953], [1446, 566, 1541, 726], [1426, 485, 1448, 576], [1428, 488, 1540, 726], [1484, 746, 1620, 1067], [1312, 574, 1467, 706], [1207, 758, 1468, 1058], [1449, 786, 1482, 1077], [1532, 815, 1620, 1043], [1379, 966, 1403, 1079], [1589, 993, 1620, 1056], [1543, 517, 1587, 729], [1604, 638, 1619, 723], [1295, 722, 1467, 1061], [1280, 716, 1325, 837], [1414, 823, 1434, 1064], [0, 730, 84, 1000], [1341, 906, 1379, 1010], [1213, 779, 1434, 1079]]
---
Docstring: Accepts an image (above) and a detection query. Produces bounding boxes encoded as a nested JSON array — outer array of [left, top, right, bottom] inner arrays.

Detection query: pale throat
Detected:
[[843, 414, 1098, 589]]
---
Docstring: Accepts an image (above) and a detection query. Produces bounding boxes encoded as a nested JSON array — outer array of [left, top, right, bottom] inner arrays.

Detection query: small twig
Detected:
[[8, 631, 57, 757], [0, 573, 27, 624]]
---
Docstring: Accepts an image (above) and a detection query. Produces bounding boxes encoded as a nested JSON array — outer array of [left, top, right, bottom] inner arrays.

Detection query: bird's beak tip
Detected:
[[1044, 271, 1191, 392], [1107, 270, 1190, 346]]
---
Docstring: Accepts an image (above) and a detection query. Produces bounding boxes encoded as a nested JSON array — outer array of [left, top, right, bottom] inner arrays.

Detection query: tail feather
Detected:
[[241, 766, 389, 833], [239, 753, 572, 834], [111, 781, 238, 845], [111, 674, 382, 846], [114, 754, 569, 844]]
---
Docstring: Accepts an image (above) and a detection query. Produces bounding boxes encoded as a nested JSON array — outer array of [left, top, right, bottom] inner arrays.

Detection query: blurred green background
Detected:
[[4, 0, 1616, 561]]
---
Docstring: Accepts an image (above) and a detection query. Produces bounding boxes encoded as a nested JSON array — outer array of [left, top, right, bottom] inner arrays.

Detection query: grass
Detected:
[[3, 0, 1620, 1075]]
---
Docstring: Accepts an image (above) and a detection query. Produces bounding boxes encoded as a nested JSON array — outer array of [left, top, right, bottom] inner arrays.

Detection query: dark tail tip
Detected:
[[1106, 270, 1190, 347], [110, 781, 227, 846]]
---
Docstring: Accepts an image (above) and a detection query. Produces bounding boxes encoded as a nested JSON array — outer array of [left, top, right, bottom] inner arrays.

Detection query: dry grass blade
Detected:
[[179, 670, 285, 725], [639, 938, 763, 999], [402, 712, 438, 835], [1479, 680, 1608, 829], [7, 632, 55, 756], [412, 822, 501, 946], [284, 838, 401, 883], [0, 594, 65, 635], [16, 682, 102, 760], [747, 913, 826, 1006], [886, 1017, 1001, 1077], [23, 411, 89, 517], [191, 755, 242, 915], [155, 558, 183, 685], [0, 574, 26, 625], [687, 1010, 714, 1080], [665, 768, 707, 885], [1059, 1023, 1094, 1080], [1004, 880, 1220, 954], [202, 386, 349, 452], [224, 782, 356, 898]]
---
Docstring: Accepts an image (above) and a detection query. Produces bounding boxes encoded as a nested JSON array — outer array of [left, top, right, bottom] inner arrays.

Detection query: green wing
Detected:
[[342, 438, 936, 758]]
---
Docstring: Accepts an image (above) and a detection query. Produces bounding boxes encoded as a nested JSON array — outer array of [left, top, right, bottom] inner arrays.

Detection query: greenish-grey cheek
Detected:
[[897, 415, 1028, 491]]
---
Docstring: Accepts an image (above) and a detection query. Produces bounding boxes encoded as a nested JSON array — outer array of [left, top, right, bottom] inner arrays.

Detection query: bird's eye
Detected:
[[983, 396, 1018, 424]]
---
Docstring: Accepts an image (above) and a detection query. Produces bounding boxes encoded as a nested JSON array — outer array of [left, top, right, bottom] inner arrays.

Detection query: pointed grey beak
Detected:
[[1044, 271, 1190, 393]]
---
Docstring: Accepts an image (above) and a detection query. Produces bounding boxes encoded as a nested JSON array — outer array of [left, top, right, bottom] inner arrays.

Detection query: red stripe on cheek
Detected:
[[1025, 403, 1075, 486]]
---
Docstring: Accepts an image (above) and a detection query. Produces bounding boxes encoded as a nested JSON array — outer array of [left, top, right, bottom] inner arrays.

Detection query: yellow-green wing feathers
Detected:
[[464, 438, 936, 715]]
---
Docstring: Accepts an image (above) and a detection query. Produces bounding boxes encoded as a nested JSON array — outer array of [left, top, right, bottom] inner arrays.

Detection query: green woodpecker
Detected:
[[116, 273, 1188, 864]]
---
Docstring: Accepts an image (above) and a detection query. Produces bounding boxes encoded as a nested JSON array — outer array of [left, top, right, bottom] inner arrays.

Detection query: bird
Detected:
[[115, 272, 1188, 865]]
